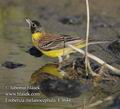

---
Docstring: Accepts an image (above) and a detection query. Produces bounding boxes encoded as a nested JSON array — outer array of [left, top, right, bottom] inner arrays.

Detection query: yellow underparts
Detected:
[[32, 32, 86, 58]]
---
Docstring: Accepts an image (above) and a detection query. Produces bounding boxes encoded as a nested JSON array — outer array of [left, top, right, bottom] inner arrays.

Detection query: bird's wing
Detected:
[[38, 33, 85, 51]]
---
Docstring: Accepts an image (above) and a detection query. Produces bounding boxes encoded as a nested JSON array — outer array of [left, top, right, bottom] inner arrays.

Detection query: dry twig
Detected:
[[67, 44, 120, 76]]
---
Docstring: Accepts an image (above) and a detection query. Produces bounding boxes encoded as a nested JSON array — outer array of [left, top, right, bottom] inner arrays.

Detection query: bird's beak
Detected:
[[25, 18, 32, 28]]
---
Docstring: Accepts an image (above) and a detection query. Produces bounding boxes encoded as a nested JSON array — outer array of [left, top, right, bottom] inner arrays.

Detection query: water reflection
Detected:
[[0, 0, 120, 108], [29, 63, 81, 98]]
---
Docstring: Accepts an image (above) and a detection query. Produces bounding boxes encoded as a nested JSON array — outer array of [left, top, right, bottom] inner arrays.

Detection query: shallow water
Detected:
[[0, 0, 120, 109]]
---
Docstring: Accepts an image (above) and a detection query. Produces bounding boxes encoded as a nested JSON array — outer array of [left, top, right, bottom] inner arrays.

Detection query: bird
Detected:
[[26, 18, 89, 63]]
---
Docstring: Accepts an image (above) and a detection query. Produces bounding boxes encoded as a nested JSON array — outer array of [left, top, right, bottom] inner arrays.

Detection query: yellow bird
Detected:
[[26, 18, 87, 62]]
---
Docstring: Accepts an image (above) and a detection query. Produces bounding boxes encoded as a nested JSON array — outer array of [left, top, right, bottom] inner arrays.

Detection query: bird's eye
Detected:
[[32, 23, 36, 27]]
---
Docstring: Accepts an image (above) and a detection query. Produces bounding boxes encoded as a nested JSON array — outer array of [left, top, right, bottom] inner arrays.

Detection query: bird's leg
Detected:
[[58, 56, 63, 69], [58, 56, 63, 63], [58, 56, 67, 76], [65, 54, 70, 60], [59, 70, 66, 77]]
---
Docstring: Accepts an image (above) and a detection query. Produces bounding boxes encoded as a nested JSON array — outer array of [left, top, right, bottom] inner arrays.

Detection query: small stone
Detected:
[[27, 46, 43, 57], [59, 16, 82, 25], [1, 61, 25, 69]]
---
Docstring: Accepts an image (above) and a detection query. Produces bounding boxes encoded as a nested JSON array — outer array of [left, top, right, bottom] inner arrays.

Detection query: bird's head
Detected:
[[25, 18, 43, 34]]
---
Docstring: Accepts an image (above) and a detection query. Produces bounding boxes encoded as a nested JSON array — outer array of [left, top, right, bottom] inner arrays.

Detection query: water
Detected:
[[0, 0, 120, 109]]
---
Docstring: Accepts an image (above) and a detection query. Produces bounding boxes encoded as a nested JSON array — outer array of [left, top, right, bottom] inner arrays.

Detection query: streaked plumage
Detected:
[[26, 18, 87, 62]]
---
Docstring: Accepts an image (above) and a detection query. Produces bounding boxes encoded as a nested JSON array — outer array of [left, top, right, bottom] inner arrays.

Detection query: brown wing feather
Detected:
[[38, 33, 85, 51]]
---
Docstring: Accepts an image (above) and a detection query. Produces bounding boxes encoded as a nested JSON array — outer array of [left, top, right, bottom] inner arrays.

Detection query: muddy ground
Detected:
[[0, 0, 120, 109]]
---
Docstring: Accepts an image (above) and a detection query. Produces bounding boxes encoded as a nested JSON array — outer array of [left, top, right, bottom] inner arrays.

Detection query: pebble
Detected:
[[1, 61, 25, 69], [27, 46, 43, 57]]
